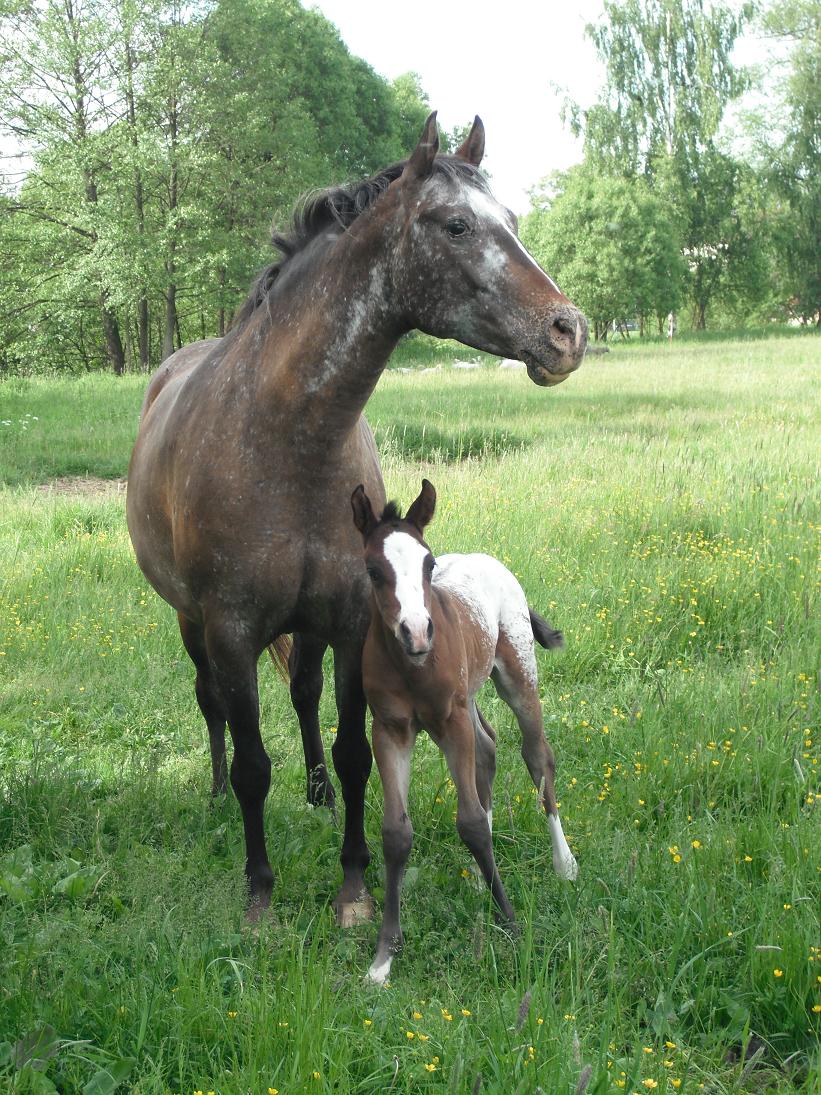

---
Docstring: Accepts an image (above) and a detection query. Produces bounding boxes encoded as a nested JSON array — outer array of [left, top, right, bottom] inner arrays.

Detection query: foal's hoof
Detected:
[[336, 893, 374, 927], [555, 853, 579, 881]]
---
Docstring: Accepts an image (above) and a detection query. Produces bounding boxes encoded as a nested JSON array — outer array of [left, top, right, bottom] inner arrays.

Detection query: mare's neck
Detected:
[[251, 219, 406, 447]]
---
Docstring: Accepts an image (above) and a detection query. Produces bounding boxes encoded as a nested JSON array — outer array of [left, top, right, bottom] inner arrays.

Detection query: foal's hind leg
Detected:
[[472, 703, 497, 834], [492, 643, 578, 881], [178, 613, 228, 796], [289, 633, 335, 811], [442, 713, 515, 924]]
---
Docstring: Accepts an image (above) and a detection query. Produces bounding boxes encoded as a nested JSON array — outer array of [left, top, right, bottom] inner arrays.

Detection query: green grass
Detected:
[[0, 333, 819, 1094]]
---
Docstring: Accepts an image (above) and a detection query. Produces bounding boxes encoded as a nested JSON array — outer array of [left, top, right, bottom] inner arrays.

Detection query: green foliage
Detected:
[[522, 164, 685, 339], [746, 0, 821, 324], [0, 0, 431, 374], [1, 339, 819, 1091], [558, 0, 777, 330], [577, 0, 753, 171]]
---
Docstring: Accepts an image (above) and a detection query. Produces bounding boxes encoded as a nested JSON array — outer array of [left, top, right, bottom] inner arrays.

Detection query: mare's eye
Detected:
[[424, 555, 436, 573], [446, 218, 469, 238], [367, 567, 383, 585]]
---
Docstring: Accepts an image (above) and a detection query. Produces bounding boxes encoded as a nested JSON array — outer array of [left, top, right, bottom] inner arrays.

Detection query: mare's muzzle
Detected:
[[523, 305, 588, 387]]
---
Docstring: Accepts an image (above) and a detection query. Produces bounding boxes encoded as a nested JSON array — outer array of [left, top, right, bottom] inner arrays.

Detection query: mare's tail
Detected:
[[267, 635, 293, 683], [529, 609, 564, 650]]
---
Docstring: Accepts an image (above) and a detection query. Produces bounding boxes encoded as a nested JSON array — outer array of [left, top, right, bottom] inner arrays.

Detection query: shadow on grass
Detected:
[[374, 421, 530, 463]]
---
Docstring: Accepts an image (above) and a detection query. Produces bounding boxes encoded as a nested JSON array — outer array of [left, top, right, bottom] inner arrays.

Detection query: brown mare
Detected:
[[352, 479, 578, 983], [126, 113, 587, 925]]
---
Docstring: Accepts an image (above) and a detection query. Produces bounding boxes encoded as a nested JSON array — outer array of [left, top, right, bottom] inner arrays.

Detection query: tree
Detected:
[[521, 164, 685, 340], [752, 0, 821, 323], [0, 0, 432, 372], [567, 0, 761, 327]]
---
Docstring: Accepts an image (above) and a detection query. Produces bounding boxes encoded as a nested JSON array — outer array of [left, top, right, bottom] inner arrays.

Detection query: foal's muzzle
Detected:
[[399, 616, 434, 658]]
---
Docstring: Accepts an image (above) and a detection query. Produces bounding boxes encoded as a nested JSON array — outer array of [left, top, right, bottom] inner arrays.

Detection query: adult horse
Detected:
[[126, 113, 588, 924]]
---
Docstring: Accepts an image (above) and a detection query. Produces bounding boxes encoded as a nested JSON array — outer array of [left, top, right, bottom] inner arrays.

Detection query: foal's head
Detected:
[[351, 480, 437, 659]]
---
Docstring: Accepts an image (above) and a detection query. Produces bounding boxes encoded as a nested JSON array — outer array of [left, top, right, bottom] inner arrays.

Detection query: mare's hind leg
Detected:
[[492, 643, 578, 881], [330, 640, 373, 926], [178, 613, 228, 796], [289, 633, 335, 811]]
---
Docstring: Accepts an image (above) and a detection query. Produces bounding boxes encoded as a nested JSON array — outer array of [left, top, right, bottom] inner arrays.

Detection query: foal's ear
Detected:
[[351, 484, 378, 540], [454, 115, 485, 167], [406, 478, 436, 532], [403, 111, 439, 182]]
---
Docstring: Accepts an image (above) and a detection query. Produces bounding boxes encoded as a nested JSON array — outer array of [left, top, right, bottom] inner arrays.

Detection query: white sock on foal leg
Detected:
[[548, 813, 578, 880], [366, 955, 393, 985]]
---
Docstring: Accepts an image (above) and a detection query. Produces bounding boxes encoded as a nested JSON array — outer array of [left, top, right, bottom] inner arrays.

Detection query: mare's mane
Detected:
[[233, 155, 490, 329]]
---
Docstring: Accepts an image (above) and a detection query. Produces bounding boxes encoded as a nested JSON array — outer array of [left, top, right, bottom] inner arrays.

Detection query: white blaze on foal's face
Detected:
[[381, 531, 433, 656]]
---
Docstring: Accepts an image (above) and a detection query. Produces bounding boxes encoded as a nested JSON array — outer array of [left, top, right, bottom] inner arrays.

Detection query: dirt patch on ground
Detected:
[[37, 476, 127, 497]]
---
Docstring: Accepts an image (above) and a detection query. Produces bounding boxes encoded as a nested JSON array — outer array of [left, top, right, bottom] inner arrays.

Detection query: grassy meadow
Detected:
[[0, 333, 819, 1094]]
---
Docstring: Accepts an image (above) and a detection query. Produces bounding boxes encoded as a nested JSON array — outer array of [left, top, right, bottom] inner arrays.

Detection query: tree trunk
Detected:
[[163, 279, 176, 360], [100, 295, 125, 375]]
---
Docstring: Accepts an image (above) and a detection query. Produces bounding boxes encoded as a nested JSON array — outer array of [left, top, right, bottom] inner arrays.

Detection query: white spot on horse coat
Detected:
[[382, 531, 431, 645], [433, 553, 537, 685]]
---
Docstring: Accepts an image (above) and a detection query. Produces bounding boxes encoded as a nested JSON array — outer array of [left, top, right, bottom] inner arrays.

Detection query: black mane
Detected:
[[380, 500, 403, 523], [233, 155, 490, 328]]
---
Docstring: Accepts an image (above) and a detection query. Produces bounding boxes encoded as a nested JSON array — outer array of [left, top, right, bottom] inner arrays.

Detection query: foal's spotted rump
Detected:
[[352, 479, 578, 985]]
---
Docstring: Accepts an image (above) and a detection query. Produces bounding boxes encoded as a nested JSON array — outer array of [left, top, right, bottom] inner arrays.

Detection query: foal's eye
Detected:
[[367, 567, 383, 585], [446, 218, 470, 238]]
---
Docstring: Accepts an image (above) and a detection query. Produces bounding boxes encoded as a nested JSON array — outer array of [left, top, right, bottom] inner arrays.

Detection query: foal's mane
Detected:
[[233, 155, 490, 328]]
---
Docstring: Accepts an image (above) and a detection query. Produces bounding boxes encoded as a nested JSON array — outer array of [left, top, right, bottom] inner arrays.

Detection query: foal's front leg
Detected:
[[367, 719, 414, 985]]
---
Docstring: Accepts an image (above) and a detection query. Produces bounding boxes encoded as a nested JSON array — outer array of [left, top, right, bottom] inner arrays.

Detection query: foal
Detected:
[[351, 479, 578, 984]]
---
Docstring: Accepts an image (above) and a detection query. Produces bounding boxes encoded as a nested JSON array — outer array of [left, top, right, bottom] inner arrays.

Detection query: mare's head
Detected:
[[386, 114, 587, 385], [352, 479, 438, 659]]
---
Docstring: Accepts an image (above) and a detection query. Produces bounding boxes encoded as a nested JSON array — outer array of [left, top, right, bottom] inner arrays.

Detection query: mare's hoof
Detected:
[[555, 854, 579, 881], [244, 899, 270, 927], [336, 893, 374, 928]]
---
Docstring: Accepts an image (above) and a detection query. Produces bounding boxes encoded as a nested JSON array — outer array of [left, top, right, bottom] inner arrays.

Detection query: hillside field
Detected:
[[0, 333, 819, 1094]]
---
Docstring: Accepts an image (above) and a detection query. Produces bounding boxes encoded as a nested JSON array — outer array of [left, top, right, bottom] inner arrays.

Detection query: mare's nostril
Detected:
[[551, 315, 576, 341], [427, 619, 434, 640], [399, 621, 411, 641]]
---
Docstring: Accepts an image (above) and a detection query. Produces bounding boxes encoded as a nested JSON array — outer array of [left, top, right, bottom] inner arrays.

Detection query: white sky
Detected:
[[309, 0, 770, 214], [309, 0, 607, 214]]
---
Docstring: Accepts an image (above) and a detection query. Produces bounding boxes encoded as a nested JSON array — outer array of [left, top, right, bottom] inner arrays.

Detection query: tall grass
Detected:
[[0, 333, 818, 1093]]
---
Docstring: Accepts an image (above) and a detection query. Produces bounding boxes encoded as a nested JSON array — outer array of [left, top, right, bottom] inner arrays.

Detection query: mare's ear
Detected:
[[454, 115, 485, 166], [406, 478, 436, 532], [402, 111, 439, 182], [351, 484, 378, 540]]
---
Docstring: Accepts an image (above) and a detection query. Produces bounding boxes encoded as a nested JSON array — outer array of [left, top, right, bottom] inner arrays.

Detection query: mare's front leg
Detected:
[[178, 613, 228, 796], [492, 659, 578, 881], [331, 640, 373, 926], [442, 713, 515, 925], [367, 719, 415, 984], [289, 632, 335, 810], [206, 622, 274, 918]]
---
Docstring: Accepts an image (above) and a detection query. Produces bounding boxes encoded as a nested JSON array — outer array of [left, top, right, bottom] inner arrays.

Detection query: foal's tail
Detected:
[[529, 609, 564, 650], [267, 635, 293, 683]]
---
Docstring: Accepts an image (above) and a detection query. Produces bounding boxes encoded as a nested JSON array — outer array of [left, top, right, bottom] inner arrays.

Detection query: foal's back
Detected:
[[433, 552, 538, 688]]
